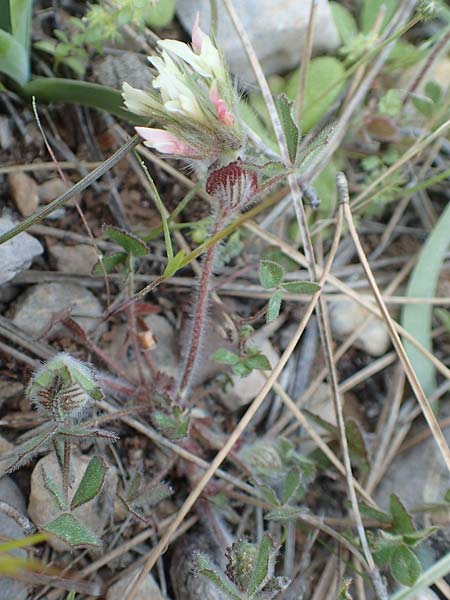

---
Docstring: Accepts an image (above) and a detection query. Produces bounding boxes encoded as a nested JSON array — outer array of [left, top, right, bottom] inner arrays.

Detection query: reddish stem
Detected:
[[178, 212, 224, 400]]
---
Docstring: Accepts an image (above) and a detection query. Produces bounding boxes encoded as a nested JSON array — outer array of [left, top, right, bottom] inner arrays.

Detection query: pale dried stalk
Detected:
[[339, 172, 450, 472]]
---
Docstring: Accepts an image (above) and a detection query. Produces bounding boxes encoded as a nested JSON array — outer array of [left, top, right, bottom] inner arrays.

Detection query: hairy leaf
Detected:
[[71, 456, 107, 510], [259, 260, 285, 289], [44, 513, 101, 547], [391, 545, 421, 587]]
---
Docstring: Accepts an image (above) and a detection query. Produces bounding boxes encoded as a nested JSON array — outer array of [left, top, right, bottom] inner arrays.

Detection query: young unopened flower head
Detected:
[[206, 160, 258, 216], [27, 353, 103, 423], [123, 15, 243, 161]]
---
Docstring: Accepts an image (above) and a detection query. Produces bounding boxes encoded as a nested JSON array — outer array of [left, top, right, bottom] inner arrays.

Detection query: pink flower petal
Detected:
[[135, 127, 197, 156], [192, 13, 207, 53], [209, 86, 234, 127]]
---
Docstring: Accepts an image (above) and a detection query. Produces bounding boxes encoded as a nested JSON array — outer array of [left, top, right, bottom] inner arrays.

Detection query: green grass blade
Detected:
[[22, 78, 147, 123], [0, 28, 29, 85], [9, 0, 32, 52], [401, 201, 450, 396]]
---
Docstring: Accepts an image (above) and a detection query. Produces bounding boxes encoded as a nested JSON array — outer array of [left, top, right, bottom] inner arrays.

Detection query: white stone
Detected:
[[0, 214, 43, 285], [49, 243, 99, 275], [329, 298, 390, 356], [176, 0, 339, 82], [12, 282, 102, 338]]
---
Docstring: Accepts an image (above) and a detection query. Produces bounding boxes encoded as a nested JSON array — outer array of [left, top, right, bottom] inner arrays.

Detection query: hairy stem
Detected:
[[178, 212, 225, 400], [62, 440, 71, 502]]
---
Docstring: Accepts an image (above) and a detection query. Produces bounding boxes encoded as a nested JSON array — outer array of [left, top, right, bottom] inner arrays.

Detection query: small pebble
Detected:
[[7, 172, 39, 217]]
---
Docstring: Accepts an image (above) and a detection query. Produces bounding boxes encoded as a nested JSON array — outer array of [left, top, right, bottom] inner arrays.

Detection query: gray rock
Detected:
[[171, 530, 228, 600], [0, 477, 29, 600], [106, 569, 167, 600], [49, 243, 99, 275], [12, 282, 103, 338], [38, 178, 69, 204], [28, 451, 118, 551], [8, 172, 40, 217], [374, 413, 450, 516], [176, 0, 339, 82], [0, 214, 43, 285], [94, 52, 153, 90]]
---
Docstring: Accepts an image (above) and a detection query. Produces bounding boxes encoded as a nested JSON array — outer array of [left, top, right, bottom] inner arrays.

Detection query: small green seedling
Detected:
[[212, 346, 271, 379], [259, 259, 320, 322], [117, 469, 172, 525], [196, 533, 290, 600], [94, 226, 148, 275], [360, 494, 437, 587], [240, 437, 315, 511]]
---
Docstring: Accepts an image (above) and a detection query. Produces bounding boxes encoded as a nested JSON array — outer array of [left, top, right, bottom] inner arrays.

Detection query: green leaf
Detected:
[[265, 506, 304, 522], [259, 485, 280, 507], [0, 28, 29, 85], [330, 2, 358, 43], [403, 527, 437, 547], [212, 348, 240, 365], [313, 162, 338, 218], [275, 94, 299, 163], [373, 531, 403, 566], [436, 308, 450, 334], [144, 0, 176, 28], [267, 290, 283, 323], [346, 419, 370, 473], [42, 466, 68, 511], [22, 78, 147, 124], [44, 513, 102, 547], [286, 57, 346, 132], [195, 553, 242, 600], [152, 407, 189, 440], [280, 469, 301, 505], [163, 249, 186, 278], [70, 457, 107, 511], [281, 281, 320, 294], [391, 545, 421, 587], [360, 0, 397, 32], [379, 89, 402, 118], [247, 533, 272, 596], [425, 81, 442, 105], [243, 352, 271, 371], [93, 252, 127, 275], [359, 501, 391, 524], [232, 362, 252, 378], [259, 259, 285, 289], [9, 0, 33, 53], [104, 227, 148, 257], [390, 494, 415, 535], [401, 200, 450, 395], [411, 94, 434, 118]]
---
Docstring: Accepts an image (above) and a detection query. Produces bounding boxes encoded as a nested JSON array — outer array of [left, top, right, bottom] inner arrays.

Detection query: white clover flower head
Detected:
[[122, 14, 242, 161]]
